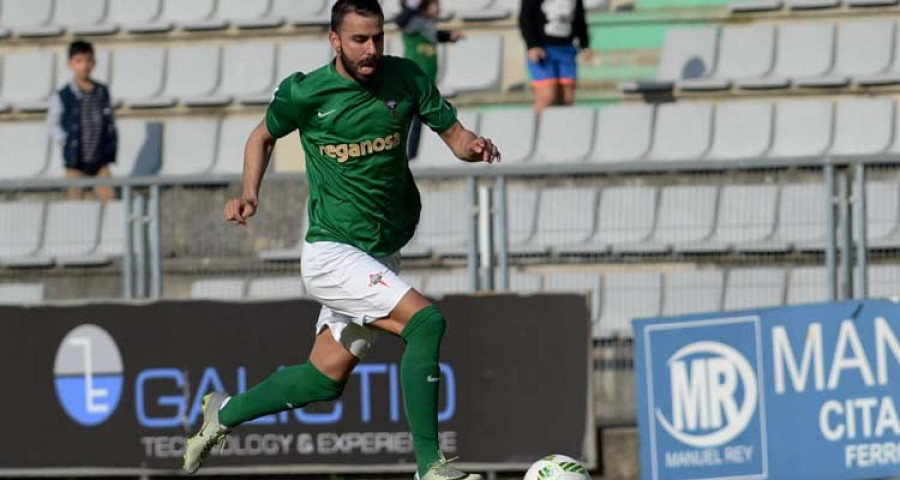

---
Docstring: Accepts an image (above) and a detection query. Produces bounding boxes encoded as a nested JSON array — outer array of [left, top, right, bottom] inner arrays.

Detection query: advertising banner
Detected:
[[634, 300, 900, 480], [1, 295, 592, 475]]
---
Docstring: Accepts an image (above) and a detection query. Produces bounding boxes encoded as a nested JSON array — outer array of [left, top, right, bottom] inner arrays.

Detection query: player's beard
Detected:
[[340, 51, 379, 85]]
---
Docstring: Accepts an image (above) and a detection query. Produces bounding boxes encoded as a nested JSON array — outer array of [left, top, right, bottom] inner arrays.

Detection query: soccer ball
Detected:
[[523, 455, 590, 480]]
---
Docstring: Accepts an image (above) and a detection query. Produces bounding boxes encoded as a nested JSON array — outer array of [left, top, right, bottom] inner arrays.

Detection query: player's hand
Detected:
[[224, 197, 259, 226], [468, 137, 501, 164], [450, 30, 464, 42], [528, 47, 547, 63], [580, 48, 595, 63]]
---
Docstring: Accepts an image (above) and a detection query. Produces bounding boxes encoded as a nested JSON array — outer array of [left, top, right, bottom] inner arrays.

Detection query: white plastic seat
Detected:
[[212, 117, 264, 175], [788, 267, 830, 305], [599, 272, 662, 338], [663, 270, 725, 316], [590, 104, 655, 163], [247, 277, 307, 300], [478, 109, 537, 165], [521, 187, 598, 255], [109, 0, 169, 33], [161, 45, 224, 107], [649, 103, 714, 162], [160, 118, 220, 176], [440, 35, 503, 94], [624, 185, 717, 253], [724, 268, 786, 310], [5, 0, 63, 37], [0, 202, 45, 265], [191, 279, 247, 300], [0, 122, 50, 178], [112, 47, 167, 106], [2, 51, 56, 112], [531, 107, 596, 164]]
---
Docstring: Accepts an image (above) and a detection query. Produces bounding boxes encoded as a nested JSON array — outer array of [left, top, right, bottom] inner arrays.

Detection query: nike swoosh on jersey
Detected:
[[318, 109, 337, 118]]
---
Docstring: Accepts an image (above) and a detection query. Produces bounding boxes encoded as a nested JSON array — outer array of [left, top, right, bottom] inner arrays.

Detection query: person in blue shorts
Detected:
[[519, 0, 592, 112]]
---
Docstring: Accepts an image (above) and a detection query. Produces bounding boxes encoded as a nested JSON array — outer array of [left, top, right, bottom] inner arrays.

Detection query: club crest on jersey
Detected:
[[386, 99, 398, 117], [368, 271, 389, 288]]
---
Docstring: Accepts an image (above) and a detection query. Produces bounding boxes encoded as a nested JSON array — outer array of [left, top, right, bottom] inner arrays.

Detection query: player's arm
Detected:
[[439, 121, 501, 164], [224, 119, 276, 226]]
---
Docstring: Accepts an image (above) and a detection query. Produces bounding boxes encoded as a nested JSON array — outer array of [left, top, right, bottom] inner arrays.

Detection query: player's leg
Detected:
[[527, 49, 560, 113], [183, 315, 362, 474], [92, 165, 116, 203], [557, 46, 579, 106], [64, 167, 86, 200], [217, 326, 357, 428], [369, 291, 478, 480]]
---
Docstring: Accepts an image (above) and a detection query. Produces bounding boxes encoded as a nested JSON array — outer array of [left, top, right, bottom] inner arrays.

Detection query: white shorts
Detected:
[[301, 241, 412, 358]]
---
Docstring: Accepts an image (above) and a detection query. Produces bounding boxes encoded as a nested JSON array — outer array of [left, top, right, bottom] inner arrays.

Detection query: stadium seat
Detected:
[[599, 271, 662, 338], [623, 27, 718, 92], [4, 0, 63, 37], [411, 190, 471, 257], [278, 40, 333, 79], [768, 100, 834, 158], [247, 277, 306, 300], [160, 117, 220, 176], [53, 0, 118, 36], [509, 271, 543, 294], [478, 109, 537, 165], [216, 0, 281, 29], [440, 35, 503, 94], [274, 0, 331, 26], [741, 24, 835, 89], [559, 186, 655, 255], [212, 117, 264, 175], [208, 43, 277, 106], [787, 0, 840, 9], [522, 187, 598, 255], [1, 51, 56, 112], [868, 264, 900, 299], [161, 0, 227, 31], [531, 106, 596, 164], [830, 98, 894, 157], [699, 25, 776, 90], [848, 0, 896, 6], [724, 268, 786, 310], [452, 0, 511, 21], [811, 21, 895, 88], [730, 0, 783, 13], [162, 45, 223, 107], [0, 202, 45, 266], [663, 270, 724, 316], [190, 279, 247, 300], [590, 104, 654, 164], [0, 283, 45, 304], [755, 183, 828, 252], [414, 110, 479, 169], [787, 266, 830, 305], [111, 47, 167, 107], [505, 188, 541, 254], [544, 271, 602, 321], [108, 0, 170, 33], [424, 272, 470, 296], [648, 103, 713, 162], [857, 24, 900, 85], [91, 200, 126, 261], [6, 201, 102, 268], [682, 184, 778, 252], [113, 119, 162, 177], [0, 122, 50, 178], [707, 100, 774, 160], [626, 185, 718, 253], [41, 201, 104, 265], [864, 181, 900, 248]]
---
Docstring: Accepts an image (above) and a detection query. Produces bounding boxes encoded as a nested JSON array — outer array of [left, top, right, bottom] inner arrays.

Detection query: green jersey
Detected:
[[265, 56, 458, 257]]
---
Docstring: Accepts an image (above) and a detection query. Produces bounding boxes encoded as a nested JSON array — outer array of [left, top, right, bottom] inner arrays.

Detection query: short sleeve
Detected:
[[265, 73, 305, 139], [412, 63, 458, 134]]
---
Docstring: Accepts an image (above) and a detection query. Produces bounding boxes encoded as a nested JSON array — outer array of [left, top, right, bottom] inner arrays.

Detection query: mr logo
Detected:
[[53, 324, 123, 426], [656, 341, 758, 448], [642, 316, 767, 479]]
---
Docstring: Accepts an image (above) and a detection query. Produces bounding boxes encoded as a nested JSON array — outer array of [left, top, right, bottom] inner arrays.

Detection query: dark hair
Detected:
[[68, 40, 94, 59], [331, 0, 384, 32]]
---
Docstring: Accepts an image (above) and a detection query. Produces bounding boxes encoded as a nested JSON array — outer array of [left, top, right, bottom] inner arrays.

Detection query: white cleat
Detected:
[[182, 392, 230, 474]]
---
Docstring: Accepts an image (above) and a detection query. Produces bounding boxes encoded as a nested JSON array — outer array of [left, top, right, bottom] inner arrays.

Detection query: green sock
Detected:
[[401, 306, 446, 477], [218, 361, 344, 428]]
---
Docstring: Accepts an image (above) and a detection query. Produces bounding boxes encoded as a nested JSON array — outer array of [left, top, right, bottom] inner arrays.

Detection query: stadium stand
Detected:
[[190, 278, 247, 300], [0, 283, 44, 304]]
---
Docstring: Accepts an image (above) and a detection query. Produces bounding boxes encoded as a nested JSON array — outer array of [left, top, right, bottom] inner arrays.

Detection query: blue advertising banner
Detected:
[[634, 300, 900, 480]]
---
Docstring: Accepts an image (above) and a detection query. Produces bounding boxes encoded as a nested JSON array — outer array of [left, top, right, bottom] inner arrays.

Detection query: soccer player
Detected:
[[182, 1, 500, 479]]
